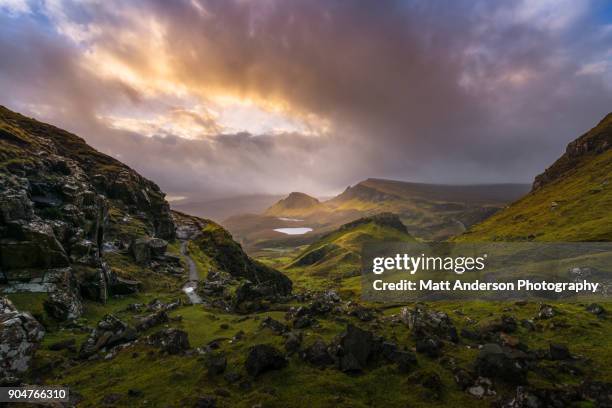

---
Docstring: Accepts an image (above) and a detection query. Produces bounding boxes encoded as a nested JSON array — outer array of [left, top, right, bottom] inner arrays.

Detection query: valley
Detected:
[[221, 181, 529, 254], [0, 106, 611, 408]]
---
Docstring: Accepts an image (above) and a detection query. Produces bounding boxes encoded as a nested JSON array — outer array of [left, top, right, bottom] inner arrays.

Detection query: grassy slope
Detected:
[[14, 289, 612, 407], [280, 215, 415, 296], [456, 149, 612, 242]]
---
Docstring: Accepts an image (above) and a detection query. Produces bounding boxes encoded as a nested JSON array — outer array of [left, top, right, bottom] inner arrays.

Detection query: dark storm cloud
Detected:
[[1, 0, 611, 198]]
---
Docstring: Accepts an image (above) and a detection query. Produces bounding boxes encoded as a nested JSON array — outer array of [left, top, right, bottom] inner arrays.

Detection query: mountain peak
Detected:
[[264, 191, 325, 216]]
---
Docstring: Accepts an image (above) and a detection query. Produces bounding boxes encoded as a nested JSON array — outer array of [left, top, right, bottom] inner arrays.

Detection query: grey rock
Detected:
[[586, 303, 606, 316], [302, 339, 334, 366], [336, 324, 375, 372], [474, 343, 527, 385], [0, 297, 45, 384], [148, 328, 190, 354], [79, 314, 137, 358], [401, 304, 458, 342], [245, 344, 287, 377]]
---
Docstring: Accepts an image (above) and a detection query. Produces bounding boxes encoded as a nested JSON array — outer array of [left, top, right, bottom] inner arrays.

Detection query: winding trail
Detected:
[[180, 241, 203, 304]]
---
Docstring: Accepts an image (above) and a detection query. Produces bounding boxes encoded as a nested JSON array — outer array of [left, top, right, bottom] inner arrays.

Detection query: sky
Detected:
[[1, 0, 612, 200]]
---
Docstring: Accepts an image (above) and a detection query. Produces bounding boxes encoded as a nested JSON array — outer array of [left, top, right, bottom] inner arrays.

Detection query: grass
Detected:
[[282, 219, 415, 291], [26, 293, 612, 407], [457, 149, 612, 242]]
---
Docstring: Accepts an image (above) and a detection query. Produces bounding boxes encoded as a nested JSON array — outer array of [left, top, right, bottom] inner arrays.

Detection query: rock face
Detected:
[[0, 106, 175, 319], [0, 297, 45, 384], [532, 112, 611, 191]]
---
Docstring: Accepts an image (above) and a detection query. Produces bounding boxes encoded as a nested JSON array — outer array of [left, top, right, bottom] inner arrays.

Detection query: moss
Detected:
[[456, 150, 612, 242], [104, 251, 181, 292]]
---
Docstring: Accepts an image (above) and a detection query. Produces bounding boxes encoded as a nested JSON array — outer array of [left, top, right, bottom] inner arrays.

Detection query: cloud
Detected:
[[1, 0, 612, 199]]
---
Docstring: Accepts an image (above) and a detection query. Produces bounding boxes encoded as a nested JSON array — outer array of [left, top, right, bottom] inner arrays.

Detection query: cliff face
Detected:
[[532, 113, 612, 191], [0, 106, 175, 318]]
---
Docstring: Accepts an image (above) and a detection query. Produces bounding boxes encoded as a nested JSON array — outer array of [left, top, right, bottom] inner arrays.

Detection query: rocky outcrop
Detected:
[[532, 112, 611, 191], [0, 297, 45, 384], [0, 106, 176, 319]]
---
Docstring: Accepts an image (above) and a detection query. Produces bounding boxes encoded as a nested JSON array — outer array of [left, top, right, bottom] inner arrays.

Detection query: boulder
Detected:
[[135, 310, 169, 332], [336, 324, 376, 372], [302, 339, 334, 367], [79, 314, 137, 358], [0, 297, 45, 384], [586, 303, 606, 316], [453, 368, 476, 390], [537, 304, 556, 319], [148, 328, 190, 354], [401, 304, 458, 342], [245, 344, 287, 377], [416, 336, 443, 358], [474, 343, 527, 385], [44, 288, 83, 321], [284, 331, 302, 354]]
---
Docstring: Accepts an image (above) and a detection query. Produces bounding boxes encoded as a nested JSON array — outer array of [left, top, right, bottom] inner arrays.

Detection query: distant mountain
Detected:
[[264, 192, 328, 217], [458, 113, 612, 242], [286, 213, 415, 280], [328, 178, 530, 210], [222, 178, 530, 252], [171, 194, 284, 222]]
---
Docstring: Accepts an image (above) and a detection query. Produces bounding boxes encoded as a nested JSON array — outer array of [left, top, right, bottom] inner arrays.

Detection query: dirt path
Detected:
[[180, 241, 203, 304]]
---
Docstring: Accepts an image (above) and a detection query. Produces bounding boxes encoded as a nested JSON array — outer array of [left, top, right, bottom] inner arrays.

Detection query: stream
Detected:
[[180, 241, 203, 304]]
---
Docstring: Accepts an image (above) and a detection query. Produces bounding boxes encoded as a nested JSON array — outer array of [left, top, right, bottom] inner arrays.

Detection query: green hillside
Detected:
[[458, 113, 612, 242], [282, 213, 415, 291], [224, 180, 528, 252]]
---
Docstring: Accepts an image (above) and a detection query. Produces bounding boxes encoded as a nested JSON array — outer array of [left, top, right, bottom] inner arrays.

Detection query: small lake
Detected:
[[274, 227, 313, 235], [277, 217, 304, 222]]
